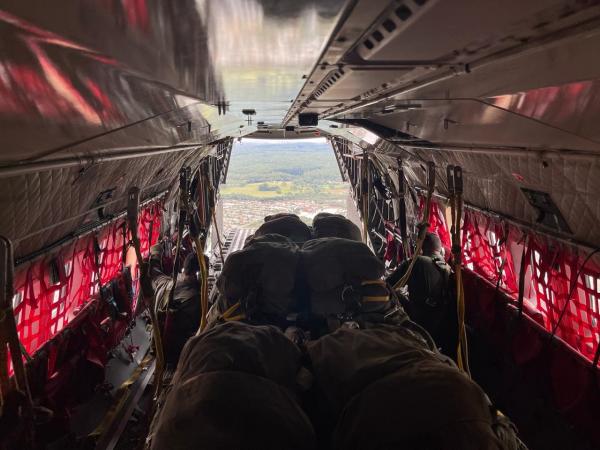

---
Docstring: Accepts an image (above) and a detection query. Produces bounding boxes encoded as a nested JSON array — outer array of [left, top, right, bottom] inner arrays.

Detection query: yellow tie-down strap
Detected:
[[360, 280, 390, 303], [221, 301, 247, 322], [88, 354, 154, 439]]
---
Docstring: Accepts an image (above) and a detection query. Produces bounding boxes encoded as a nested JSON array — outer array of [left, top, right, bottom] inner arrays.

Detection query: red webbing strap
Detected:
[[137, 202, 162, 259], [127, 188, 164, 397], [393, 161, 435, 290], [419, 198, 452, 253], [383, 224, 399, 263], [98, 221, 125, 286], [496, 222, 519, 295], [433, 202, 451, 251], [16, 263, 46, 355]]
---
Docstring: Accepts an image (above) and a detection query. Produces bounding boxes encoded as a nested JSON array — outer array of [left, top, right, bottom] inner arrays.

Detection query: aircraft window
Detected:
[[462, 232, 475, 270], [584, 274, 600, 323], [12, 290, 23, 309], [64, 260, 73, 277], [98, 238, 108, 265], [90, 271, 99, 296], [486, 230, 507, 287], [531, 249, 555, 315], [52, 289, 61, 305]]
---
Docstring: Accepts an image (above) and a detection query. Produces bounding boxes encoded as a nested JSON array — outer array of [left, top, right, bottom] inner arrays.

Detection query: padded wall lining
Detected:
[[373, 140, 600, 247], [1, 147, 211, 259]]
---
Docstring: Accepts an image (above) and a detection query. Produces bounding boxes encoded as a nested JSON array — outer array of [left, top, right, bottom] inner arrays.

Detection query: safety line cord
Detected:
[[192, 234, 210, 332], [393, 161, 436, 291], [448, 166, 470, 376], [126, 188, 165, 399], [0, 237, 36, 447], [211, 208, 226, 265]]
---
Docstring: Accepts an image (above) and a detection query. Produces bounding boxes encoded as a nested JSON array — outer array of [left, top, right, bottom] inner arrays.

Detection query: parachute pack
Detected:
[[150, 215, 526, 450]]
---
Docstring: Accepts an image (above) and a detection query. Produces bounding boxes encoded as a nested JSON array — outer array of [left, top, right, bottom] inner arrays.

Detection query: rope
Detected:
[[516, 234, 530, 317], [191, 234, 210, 332], [188, 166, 215, 333], [393, 161, 436, 291], [126, 188, 165, 398], [361, 150, 369, 244], [0, 237, 36, 447], [211, 207, 225, 265], [397, 158, 409, 261], [87, 354, 153, 439], [220, 301, 246, 322], [447, 166, 470, 376]]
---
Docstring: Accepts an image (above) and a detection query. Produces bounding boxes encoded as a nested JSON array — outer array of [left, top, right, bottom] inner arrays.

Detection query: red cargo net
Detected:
[[526, 236, 600, 360], [138, 201, 162, 257], [97, 220, 126, 286], [13, 238, 97, 356], [128, 201, 163, 308], [461, 210, 518, 295], [576, 269, 600, 360], [418, 198, 451, 253], [12, 200, 163, 358]]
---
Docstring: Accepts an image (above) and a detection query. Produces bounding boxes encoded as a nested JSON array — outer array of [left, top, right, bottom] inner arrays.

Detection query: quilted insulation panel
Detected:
[[1, 147, 210, 260], [373, 140, 600, 248]]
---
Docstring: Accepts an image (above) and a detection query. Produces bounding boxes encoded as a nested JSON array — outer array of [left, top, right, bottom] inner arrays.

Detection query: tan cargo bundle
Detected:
[[214, 234, 300, 325], [301, 237, 391, 318], [150, 322, 316, 450], [312, 212, 362, 242], [307, 326, 519, 450], [254, 214, 312, 245]]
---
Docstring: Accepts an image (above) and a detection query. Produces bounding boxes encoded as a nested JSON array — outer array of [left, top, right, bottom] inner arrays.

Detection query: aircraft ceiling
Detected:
[[2, 0, 600, 256]]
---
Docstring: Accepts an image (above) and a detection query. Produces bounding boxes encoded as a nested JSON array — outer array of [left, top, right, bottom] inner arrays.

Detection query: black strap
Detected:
[[397, 159, 408, 260], [516, 235, 529, 318], [593, 338, 600, 369]]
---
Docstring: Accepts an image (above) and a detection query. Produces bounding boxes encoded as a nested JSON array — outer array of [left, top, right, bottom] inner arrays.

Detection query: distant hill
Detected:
[[221, 138, 347, 200]]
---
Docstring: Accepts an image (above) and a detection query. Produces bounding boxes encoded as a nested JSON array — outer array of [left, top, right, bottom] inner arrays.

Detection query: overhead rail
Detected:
[[14, 189, 168, 266], [413, 187, 600, 255], [0, 144, 207, 179], [323, 13, 600, 119], [388, 141, 600, 162]]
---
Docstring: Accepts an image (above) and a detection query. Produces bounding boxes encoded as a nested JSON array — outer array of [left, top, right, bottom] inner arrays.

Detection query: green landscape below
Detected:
[[220, 139, 347, 200]]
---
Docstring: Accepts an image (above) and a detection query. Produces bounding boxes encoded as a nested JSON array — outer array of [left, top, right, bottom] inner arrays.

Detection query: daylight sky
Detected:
[[239, 137, 327, 145]]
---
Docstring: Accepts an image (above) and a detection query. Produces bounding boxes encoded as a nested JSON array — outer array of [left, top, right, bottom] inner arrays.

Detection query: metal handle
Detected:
[[454, 166, 463, 194], [446, 164, 455, 194], [427, 161, 436, 192]]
